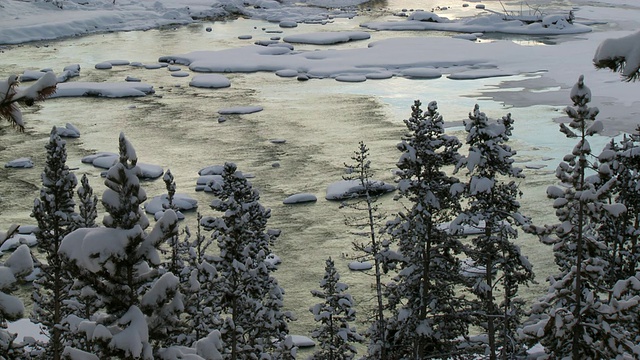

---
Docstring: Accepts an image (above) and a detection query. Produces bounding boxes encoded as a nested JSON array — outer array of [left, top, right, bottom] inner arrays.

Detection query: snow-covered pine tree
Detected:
[[163, 170, 178, 272], [452, 105, 534, 359], [0, 243, 34, 359], [73, 174, 98, 229], [59, 133, 181, 359], [309, 257, 363, 360], [208, 162, 293, 360], [30, 126, 78, 360], [384, 100, 469, 359], [592, 128, 640, 287], [180, 213, 218, 346], [0, 72, 57, 131], [340, 142, 390, 360], [521, 76, 640, 358]]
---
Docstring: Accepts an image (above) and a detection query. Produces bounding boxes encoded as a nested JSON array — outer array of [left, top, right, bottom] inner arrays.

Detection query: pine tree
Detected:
[[593, 128, 640, 287], [208, 162, 293, 359], [521, 76, 640, 358], [309, 257, 363, 360], [59, 133, 181, 359], [453, 105, 534, 359], [0, 243, 34, 359], [384, 100, 469, 359], [340, 142, 389, 360], [31, 126, 78, 360], [180, 214, 218, 346], [73, 174, 99, 229], [0, 73, 57, 131]]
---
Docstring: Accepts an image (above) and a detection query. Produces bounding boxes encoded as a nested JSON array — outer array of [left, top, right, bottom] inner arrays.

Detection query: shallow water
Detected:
[[0, 3, 615, 348]]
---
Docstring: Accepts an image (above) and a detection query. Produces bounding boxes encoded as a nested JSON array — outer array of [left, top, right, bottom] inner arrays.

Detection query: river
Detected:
[[0, 3, 615, 348]]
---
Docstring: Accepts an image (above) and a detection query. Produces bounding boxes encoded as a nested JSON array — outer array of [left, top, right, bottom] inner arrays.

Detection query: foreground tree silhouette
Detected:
[[0, 73, 57, 131], [384, 100, 468, 359], [593, 31, 640, 82], [309, 257, 363, 360], [31, 127, 78, 360], [453, 105, 534, 359], [521, 76, 640, 358], [208, 162, 294, 360]]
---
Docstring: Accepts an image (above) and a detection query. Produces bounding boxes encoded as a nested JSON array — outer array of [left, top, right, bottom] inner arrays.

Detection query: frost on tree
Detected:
[[208, 162, 293, 359], [384, 100, 469, 359], [59, 133, 181, 359], [593, 30, 640, 82], [0, 244, 34, 358], [31, 126, 79, 360], [340, 142, 390, 360], [521, 76, 640, 358], [0, 72, 57, 131], [309, 257, 363, 360], [453, 104, 534, 359]]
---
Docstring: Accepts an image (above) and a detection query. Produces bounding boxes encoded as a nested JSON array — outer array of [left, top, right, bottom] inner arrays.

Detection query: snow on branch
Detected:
[[0, 72, 57, 131], [593, 31, 640, 82]]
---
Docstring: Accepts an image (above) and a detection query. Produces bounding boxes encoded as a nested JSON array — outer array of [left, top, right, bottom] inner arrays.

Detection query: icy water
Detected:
[[0, 2, 616, 348]]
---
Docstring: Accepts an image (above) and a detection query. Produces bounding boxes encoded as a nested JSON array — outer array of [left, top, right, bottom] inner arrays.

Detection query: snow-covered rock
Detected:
[[325, 179, 395, 200], [348, 261, 372, 271], [283, 193, 317, 204], [4, 157, 34, 168], [189, 74, 231, 88], [290, 334, 315, 348], [218, 106, 263, 115]]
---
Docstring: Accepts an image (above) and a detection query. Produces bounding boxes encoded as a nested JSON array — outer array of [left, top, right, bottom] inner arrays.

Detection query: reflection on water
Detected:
[[0, 11, 610, 346]]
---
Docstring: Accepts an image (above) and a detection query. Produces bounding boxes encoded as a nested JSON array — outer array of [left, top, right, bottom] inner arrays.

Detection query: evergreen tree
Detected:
[[453, 105, 534, 359], [180, 214, 218, 346], [208, 162, 293, 359], [521, 76, 640, 358], [59, 133, 181, 359], [162, 169, 182, 275], [340, 142, 389, 360], [592, 128, 640, 287], [73, 174, 98, 229], [31, 126, 78, 360], [384, 100, 468, 359], [0, 73, 57, 131], [309, 257, 363, 360], [0, 243, 34, 359]]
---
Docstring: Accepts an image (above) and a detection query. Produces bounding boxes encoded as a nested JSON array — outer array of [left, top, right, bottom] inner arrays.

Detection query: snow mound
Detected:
[[218, 106, 264, 115], [325, 179, 395, 200], [290, 335, 315, 347], [56, 123, 81, 138], [283, 31, 370, 45], [189, 74, 231, 88], [144, 193, 198, 214], [4, 158, 34, 169], [348, 261, 372, 271], [283, 193, 317, 204], [52, 82, 155, 98], [81, 153, 163, 179]]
